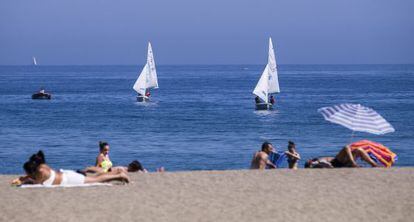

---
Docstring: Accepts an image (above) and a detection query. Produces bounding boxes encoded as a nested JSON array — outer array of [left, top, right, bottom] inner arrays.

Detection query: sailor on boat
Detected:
[[136, 90, 151, 102], [269, 95, 275, 105], [32, 88, 52, 100]]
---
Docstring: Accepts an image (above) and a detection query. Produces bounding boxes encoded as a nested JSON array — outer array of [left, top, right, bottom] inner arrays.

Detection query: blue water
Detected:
[[0, 65, 413, 173]]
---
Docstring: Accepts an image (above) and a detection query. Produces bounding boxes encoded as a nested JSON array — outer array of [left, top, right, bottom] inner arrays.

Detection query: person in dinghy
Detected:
[[32, 88, 52, 100]]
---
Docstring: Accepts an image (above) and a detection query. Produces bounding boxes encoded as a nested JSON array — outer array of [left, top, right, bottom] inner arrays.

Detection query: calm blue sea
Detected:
[[0, 65, 413, 173]]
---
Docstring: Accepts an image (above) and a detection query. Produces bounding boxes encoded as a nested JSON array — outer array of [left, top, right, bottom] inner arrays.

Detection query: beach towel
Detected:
[[349, 140, 397, 167], [269, 151, 287, 168], [19, 183, 113, 188]]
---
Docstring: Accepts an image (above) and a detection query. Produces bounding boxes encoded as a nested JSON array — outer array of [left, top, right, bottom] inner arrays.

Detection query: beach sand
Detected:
[[1, 168, 413, 222]]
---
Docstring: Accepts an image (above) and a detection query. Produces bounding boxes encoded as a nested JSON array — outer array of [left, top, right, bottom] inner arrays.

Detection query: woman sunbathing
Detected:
[[11, 150, 129, 186], [304, 145, 378, 168]]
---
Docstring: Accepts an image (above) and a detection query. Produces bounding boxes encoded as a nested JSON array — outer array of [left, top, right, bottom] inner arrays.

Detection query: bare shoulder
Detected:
[[258, 151, 268, 159]]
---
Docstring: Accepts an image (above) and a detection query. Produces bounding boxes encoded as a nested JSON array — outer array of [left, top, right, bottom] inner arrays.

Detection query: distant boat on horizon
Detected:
[[32, 88, 51, 100], [253, 37, 280, 110], [133, 42, 159, 102], [32, 57, 37, 66]]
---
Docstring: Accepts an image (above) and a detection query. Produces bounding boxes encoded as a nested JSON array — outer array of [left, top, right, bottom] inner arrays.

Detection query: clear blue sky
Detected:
[[0, 0, 413, 65]]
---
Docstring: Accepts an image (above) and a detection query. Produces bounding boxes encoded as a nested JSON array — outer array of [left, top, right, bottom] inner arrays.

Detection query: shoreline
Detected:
[[2, 168, 414, 221]]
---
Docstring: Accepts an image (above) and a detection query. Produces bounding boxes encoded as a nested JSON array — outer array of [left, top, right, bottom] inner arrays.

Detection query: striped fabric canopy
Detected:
[[349, 140, 397, 167], [318, 104, 395, 135]]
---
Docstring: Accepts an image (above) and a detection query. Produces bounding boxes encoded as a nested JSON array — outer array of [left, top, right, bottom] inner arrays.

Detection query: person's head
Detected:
[[271, 95, 274, 98], [99, 141, 110, 155], [23, 150, 46, 178], [261, 142, 274, 154], [127, 160, 144, 172], [288, 141, 296, 152], [304, 159, 312, 168]]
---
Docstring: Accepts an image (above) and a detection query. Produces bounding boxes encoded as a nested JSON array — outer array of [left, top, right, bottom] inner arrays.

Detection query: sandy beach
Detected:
[[1, 168, 413, 222]]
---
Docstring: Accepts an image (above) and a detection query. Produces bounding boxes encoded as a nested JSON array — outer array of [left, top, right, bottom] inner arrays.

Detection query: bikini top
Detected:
[[42, 169, 56, 186], [100, 155, 113, 172]]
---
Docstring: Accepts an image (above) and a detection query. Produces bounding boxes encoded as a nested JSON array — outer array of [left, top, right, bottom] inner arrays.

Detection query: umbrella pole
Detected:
[[349, 131, 355, 144]]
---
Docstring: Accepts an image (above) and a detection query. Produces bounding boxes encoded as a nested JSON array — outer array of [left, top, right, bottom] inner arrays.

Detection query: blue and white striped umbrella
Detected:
[[318, 104, 395, 135]]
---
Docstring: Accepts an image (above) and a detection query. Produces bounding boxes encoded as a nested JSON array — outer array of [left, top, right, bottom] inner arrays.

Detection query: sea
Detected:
[[0, 65, 413, 173]]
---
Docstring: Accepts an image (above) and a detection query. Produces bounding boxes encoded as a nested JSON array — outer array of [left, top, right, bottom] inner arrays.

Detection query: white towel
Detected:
[[19, 183, 112, 188]]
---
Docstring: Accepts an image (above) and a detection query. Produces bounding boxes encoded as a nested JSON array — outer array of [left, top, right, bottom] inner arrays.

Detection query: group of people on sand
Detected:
[[250, 141, 378, 170], [12, 139, 380, 186], [11, 141, 164, 186]]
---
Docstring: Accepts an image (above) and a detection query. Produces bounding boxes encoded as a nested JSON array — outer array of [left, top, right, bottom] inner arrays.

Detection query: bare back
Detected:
[[250, 151, 269, 169]]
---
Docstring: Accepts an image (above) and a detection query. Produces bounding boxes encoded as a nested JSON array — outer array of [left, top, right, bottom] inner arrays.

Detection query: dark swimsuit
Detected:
[[331, 158, 347, 168]]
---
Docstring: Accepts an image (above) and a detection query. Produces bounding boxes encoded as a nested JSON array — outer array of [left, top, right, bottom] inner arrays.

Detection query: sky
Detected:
[[0, 0, 413, 65]]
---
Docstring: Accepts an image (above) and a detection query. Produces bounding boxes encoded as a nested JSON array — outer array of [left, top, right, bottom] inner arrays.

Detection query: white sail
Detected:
[[252, 38, 280, 102], [253, 65, 269, 102], [32, 57, 37, 66], [133, 63, 149, 96], [133, 42, 158, 95], [146, 42, 158, 89], [267, 38, 280, 93]]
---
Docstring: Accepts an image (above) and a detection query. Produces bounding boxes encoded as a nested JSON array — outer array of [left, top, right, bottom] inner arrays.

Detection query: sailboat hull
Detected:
[[136, 96, 149, 102], [255, 103, 273, 110]]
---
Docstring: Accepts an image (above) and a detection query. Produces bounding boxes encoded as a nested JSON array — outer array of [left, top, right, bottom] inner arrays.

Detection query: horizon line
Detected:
[[0, 63, 413, 66]]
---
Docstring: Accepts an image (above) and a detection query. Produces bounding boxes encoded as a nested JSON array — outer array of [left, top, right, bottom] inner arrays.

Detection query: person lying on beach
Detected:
[[304, 145, 378, 168], [11, 150, 129, 186], [250, 142, 277, 169], [81, 160, 150, 175], [285, 141, 300, 169]]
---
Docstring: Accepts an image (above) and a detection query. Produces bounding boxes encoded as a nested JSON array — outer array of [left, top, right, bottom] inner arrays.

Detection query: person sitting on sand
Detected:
[[11, 151, 129, 186], [250, 142, 277, 169], [285, 141, 300, 169], [304, 145, 378, 168], [83, 141, 120, 174], [96, 141, 113, 172]]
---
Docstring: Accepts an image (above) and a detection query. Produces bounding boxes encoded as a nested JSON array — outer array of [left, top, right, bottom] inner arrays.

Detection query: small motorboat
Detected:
[[32, 89, 51, 100]]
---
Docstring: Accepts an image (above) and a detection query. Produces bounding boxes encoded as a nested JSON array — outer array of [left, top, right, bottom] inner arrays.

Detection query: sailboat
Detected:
[[32, 57, 37, 66], [133, 42, 159, 102], [252, 38, 280, 110]]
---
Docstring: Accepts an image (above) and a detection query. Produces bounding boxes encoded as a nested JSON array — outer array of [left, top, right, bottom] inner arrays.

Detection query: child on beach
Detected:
[[285, 141, 301, 169]]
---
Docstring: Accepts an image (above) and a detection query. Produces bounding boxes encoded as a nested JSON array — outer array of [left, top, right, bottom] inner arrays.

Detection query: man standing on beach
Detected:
[[250, 142, 277, 169]]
